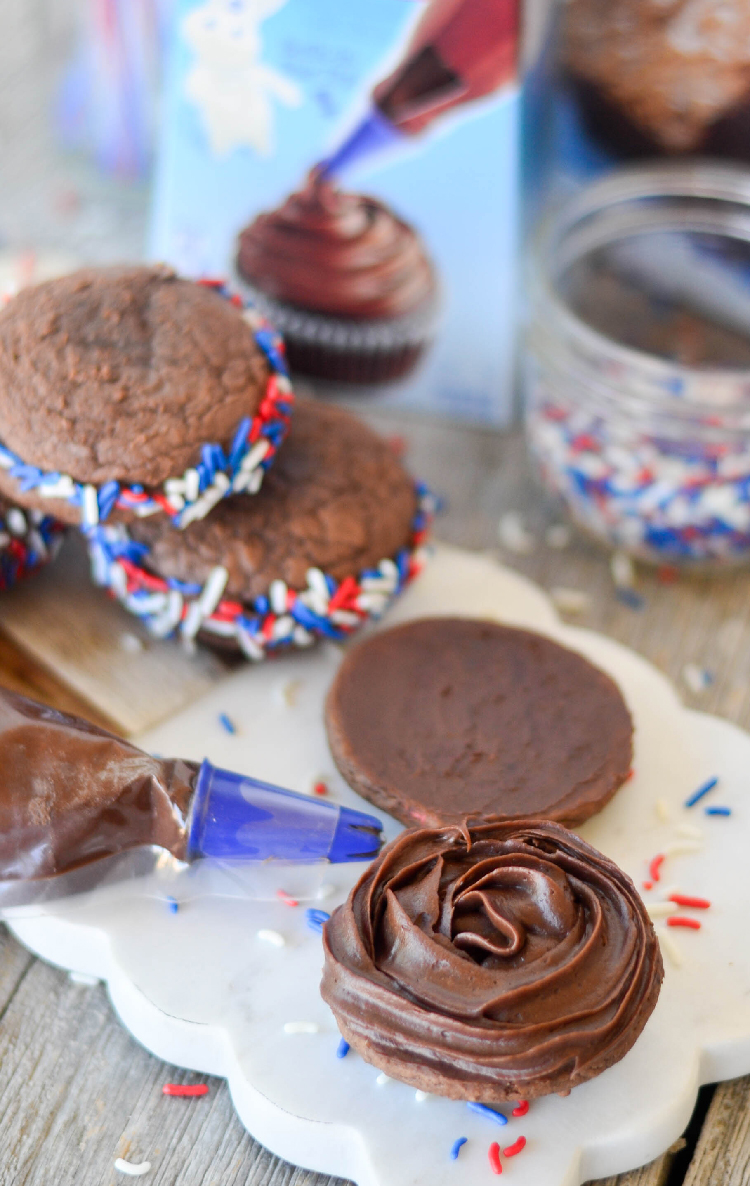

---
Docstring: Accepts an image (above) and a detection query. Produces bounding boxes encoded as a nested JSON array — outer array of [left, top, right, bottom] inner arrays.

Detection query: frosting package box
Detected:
[[150, 0, 521, 426]]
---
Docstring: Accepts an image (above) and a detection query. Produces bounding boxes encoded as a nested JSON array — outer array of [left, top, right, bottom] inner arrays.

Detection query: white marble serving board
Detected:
[[4, 545, 750, 1186]]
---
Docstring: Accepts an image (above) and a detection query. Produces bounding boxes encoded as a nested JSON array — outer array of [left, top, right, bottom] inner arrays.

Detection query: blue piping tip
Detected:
[[329, 805, 384, 862], [318, 106, 403, 178]]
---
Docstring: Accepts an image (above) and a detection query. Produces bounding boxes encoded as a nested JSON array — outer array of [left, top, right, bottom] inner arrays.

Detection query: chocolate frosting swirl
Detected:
[[236, 174, 435, 319], [322, 820, 663, 1101]]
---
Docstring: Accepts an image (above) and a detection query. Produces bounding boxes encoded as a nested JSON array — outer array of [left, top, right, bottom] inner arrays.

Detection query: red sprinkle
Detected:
[[668, 894, 711, 909], [276, 889, 299, 908], [503, 1137, 526, 1158], [162, 1083, 209, 1097], [313, 781, 328, 797], [642, 881, 654, 891], [488, 1143, 503, 1175], [649, 854, 665, 883], [512, 1100, 529, 1117], [667, 916, 701, 930], [657, 565, 679, 585]]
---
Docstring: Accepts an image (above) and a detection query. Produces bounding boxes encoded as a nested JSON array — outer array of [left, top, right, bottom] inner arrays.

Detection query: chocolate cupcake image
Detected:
[[322, 819, 663, 1102], [87, 403, 434, 656], [562, 0, 750, 162], [326, 618, 633, 828], [236, 173, 439, 384]]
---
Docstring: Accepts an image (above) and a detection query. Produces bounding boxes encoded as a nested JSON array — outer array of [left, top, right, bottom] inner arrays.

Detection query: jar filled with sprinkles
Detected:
[[524, 163, 750, 568]]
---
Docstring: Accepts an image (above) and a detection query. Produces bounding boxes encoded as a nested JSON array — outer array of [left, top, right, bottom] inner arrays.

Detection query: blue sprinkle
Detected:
[[218, 713, 236, 735], [705, 806, 732, 816], [685, 776, 718, 808], [615, 588, 645, 610], [167, 897, 179, 915], [466, 1102, 507, 1126], [450, 1138, 467, 1160], [254, 595, 270, 615], [336, 1038, 350, 1059], [305, 908, 331, 933]]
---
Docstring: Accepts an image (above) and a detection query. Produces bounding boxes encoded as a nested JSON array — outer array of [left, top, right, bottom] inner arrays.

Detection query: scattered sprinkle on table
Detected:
[[646, 902, 678, 919], [305, 908, 331, 933], [376, 1073, 390, 1086], [276, 889, 299, 907], [283, 1021, 319, 1034], [498, 511, 535, 555], [258, 929, 285, 947], [313, 780, 329, 796], [68, 971, 100, 986], [415, 1090, 429, 1103], [658, 927, 683, 968], [316, 883, 336, 900], [512, 1100, 529, 1117], [676, 823, 703, 840], [218, 712, 236, 735], [114, 1158, 151, 1176], [467, 1102, 508, 1126], [336, 1039, 350, 1059], [664, 840, 703, 857], [649, 854, 665, 883], [669, 894, 711, 909], [488, 1142, 503, 1174], [610, 550, 635, 588], [667, 916, 702, 930], [166, 897, 179, 915], [685, 777, 718, 808], [682, 664, 714, 695], [162, 1083, 209, 1097], [550, 586, 590, 615], [615, 587, 645, 610], [654, 798, 670, 823], [503, 1136, 527, 1158], [705, 806, 732, 816], [450, 1137, 467, 1160]]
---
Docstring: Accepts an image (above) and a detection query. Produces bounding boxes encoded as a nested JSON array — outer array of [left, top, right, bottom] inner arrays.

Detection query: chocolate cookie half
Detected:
[[0, 267, 293, 527], [88, 403, 434, 656], [322, 818, 663, 1102], [326, 617, 633, 827]]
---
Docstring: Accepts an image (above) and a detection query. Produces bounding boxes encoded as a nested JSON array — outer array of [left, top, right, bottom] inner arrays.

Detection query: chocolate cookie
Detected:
[[0, 499, 65, 590], [236, 173, 438, 383], [322, 818, 663, 1102], [0, 267, 293, 527], [88, 403, 433, 657], [325, 617, 633, 827]]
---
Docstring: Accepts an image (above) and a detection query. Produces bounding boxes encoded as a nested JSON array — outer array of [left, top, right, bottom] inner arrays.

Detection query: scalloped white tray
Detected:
[[5, 545, 750, 1186]]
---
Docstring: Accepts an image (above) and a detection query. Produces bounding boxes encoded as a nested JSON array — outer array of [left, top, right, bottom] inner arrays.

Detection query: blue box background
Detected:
[[150, 0, 519, 426]]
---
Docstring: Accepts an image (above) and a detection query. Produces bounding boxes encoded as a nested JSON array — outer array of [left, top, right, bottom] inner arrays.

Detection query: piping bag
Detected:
[[319, 0, 519, 179], [0, 688, 382, 910]]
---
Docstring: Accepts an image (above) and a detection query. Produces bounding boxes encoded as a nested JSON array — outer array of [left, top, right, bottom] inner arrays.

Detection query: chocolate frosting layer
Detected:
[[237, 174, 435, 319], [0, 689, 197, 880], [326, 618, 633, 828], [322, 819, 663, 1101]]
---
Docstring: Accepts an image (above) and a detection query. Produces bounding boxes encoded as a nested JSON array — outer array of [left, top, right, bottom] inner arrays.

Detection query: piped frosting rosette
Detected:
[[322, 819, 663, 1102], [85, 401, 435, 656], [0, 269, 294, 529], [0, 501, 66, 589]]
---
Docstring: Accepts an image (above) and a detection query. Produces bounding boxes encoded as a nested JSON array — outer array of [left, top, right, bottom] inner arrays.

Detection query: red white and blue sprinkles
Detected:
[[0, 282, 293, 531], [86, 484, 435, 656], [0, 505, 65, 588]]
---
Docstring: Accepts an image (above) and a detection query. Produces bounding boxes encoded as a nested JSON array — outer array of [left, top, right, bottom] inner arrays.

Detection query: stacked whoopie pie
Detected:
[[0, 264, 431, 655]]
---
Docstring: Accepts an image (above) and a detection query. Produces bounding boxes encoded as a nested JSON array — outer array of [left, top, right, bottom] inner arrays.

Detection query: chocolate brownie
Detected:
[[0, 265, 270, 523], [128, 401, 417, 601], [322, 818, 663, 1102], [325, 617, 634, 827]]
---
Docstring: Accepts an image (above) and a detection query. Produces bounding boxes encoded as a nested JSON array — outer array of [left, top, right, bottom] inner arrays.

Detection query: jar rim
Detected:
[[529, 161, 750, 409]]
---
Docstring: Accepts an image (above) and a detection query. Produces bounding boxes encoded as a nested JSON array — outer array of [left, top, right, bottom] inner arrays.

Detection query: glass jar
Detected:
[[524, 162, 750, 567]]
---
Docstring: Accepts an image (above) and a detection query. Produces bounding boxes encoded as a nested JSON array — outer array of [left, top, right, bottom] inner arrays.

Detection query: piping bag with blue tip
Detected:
[[319, 0, 518, 179], [0, 687, 383, 909]]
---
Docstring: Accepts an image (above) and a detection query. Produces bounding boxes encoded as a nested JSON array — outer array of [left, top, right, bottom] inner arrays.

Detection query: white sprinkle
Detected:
[[664, 840, 703, 857], [82, 484, 99, 527], [498, 511, 535, 554], [611, 550, 635, 588], [375, 1073, 390, 1086], [239, 438, 270, 473], [236, 629, 265, 662], [682, 663, 712, 695], [293, 625, 314, 648], [39, 475, 76, 500], [269, 579, 289, 615], [198, 565, 229, 617], [545, 523, 571, 549], [257, 929, 285, 948], [283, 1021, 319, 1035], [69, 971, 100, 986], [676, 823, 704, 840], [119, 633, 144, 654], [114, 1158, 151, 1177], [306, 567, 330, 605], [184, 468, 200, 503], [6, 508, 27, 536], [274, 678, 300, 708], [316, 883, 336, 900], [646, 901, 678, 918], [550, 586, 590, 615], [415, 1090, 430, 1103], [657, 927, 683, 969], [655, 799, 670, 823], [271, 614, 295, 641]]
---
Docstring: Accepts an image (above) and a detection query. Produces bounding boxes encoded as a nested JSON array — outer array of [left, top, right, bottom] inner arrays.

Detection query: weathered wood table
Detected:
[[0, 413, 749, 1186]]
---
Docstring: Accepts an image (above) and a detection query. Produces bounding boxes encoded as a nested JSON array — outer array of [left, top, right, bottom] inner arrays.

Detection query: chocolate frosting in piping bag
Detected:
[[322, 818, 663, 1101]]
